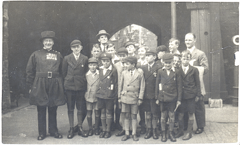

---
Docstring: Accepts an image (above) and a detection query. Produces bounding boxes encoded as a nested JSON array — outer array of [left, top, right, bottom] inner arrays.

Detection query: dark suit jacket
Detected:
[[155, 67, 182, 102], [142, 62, 162, 100], [95, 65, 118, 99], [180, 65, 201, 99], [62, 53, 88, 91]]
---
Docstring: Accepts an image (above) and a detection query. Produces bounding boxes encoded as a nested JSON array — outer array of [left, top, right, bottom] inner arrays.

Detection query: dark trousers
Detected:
[[37, 106, 58, 136], [139, 104, 145, 127]]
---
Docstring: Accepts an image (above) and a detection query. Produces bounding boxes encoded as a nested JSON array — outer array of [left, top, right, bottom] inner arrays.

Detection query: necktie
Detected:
[[131, 71, 133, 76], [75, 55, 79, 60], [148, 65, 152, 71], [183, 67, 187, 74]]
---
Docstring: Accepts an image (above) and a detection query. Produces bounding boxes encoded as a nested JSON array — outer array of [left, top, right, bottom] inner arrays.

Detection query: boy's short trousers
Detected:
[[142, 99, 158, 115], [86, 101, 98, 111], [122, 103, 138, 114], [178, 98, 195, 114], [97, 98, 114, 110], [66, 90, 85, 111], [160, 101, 176, 112]]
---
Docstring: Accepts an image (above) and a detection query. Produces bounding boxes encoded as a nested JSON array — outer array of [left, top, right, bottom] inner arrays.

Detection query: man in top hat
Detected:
[[96, 30, 110, 52], [26, 31, 66, 140], [62, 40, 88, 139], [125, 41, 137, 57]]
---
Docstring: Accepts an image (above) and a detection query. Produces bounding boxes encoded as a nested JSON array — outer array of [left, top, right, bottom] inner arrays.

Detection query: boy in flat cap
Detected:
[[26, 31, 66, 140], [141, 50, 162, 140], [119, 56, 145, 141], [95, 52, 118, 138], [62, 40, 88, 139], [125, 41, 137, 57], [155, 53, 182, 142], [85, 57, 101, 136], [96, 30, 110, 52]]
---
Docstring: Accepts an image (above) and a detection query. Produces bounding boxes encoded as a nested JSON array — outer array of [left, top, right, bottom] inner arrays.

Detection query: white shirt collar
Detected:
[[162, 66, 175, 72], [86, 70, 99, 76], [73, 53, 80, 60], [100, 64, 112, 70], [187, 46, 195, 54], [148, 62, 155, 67]]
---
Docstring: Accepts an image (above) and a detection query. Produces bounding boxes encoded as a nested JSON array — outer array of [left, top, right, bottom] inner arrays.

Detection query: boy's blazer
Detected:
[[155, 67, 182, 102], [119, 68, 145, 104], [180, 65, 201, 100], [85, 70, 100, 103], [142, 62, 162, 99], [95, 65, 118, 99], [62, 53, 88, 91]]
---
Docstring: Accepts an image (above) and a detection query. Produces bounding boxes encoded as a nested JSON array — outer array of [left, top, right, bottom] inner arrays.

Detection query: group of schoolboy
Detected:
[[63, 29, 203, 142]]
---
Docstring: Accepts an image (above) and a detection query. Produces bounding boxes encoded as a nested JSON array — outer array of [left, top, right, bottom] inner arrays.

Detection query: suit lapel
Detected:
[[185, 65, 193, 77], [100, 66, 113, 81], [128, 69, 139, 84], [145, 63, 161, 80], [75, 54, 83, 68], [162, 69, 175, 85]]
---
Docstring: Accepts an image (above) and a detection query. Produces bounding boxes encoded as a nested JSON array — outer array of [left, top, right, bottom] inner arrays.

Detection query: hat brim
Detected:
[[71, 43, 81, 47], [96, 33, 110, 38], [163, 59, 173, 63], [40, 37, 56, 42]]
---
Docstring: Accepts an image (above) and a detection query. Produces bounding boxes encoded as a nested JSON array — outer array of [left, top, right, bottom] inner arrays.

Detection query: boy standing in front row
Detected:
[[119, 56, 145, 141], [174, 50, 201, 140], [155, 53, 182, 142]]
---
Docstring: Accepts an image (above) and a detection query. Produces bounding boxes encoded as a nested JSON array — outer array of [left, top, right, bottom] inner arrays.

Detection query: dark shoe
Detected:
[[115, 130, 125, 136], [140, 126, 146, 134], [195, 128, 204, 134], [161, 131, 167, 142], [88, 129, 93, 136], [132, 134, 139, 141], [169, 131, 176, 142], [73, 125, 79, 133], [182, 133, 192, 140], [37, 134, 46, 140], [99, 131, 106, 138], [95, 128, 101, 135], [50, 132, 63, 139], [78, 126, 88, 137], [121, 135, 130, 141], [144, 128, 152, 139], [104, 131, 111, 138], [175, 131, 184, 138], [67, 127, 74, 139], [153, 128, 159, 139]]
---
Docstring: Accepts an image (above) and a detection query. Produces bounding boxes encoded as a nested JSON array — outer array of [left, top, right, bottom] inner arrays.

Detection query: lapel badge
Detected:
[[107, 76, 110, 79], [82, 64, 84, 67], [153, 72, 157, 77]]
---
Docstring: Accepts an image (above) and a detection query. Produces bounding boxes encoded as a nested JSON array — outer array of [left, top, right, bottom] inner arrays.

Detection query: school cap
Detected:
[[100, 52, 112, 60], [70, 40, 82, 46], [122, 56, 138, 64], [117, 47, 128, 55], [88, 57, 98, 64], [162, 53, 173, 63], [146, 49, 157, 55], [125, 41, 135, 48], [156, 45, 168, 53]]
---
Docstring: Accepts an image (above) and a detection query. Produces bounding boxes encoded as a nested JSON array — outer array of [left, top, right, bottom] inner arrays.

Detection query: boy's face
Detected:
[[88, 63, 97, 73], [163, 60, 173, 70], [169, 40, 178, 52], [124, 62, 135, 71], [101, 59, 111, 68], [91, 47, 101, 58], [71, 45, 82, 55], [146, 54, 156, 64], [173, 56, 181, 67], [157, 51, 165, 59], [107, 46, 116, 55], [117, 53, 127, 62], [126, 45, 136, 54], [138, 48, 146, 59], [181, 55, 191, 67], [98, 35, 108, 44], [185, 34, 196, 49]]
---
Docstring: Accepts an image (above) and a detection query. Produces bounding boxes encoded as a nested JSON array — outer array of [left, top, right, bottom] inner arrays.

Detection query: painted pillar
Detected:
[[171, 2, 177, 38]]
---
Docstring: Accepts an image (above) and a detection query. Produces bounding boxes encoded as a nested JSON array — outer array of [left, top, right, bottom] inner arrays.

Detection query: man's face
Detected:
[[91, 47, 101, 58], [138, 48, 146, 59], [146, 54, 156, 64], [124, 62, 135, 71], [88, 63, 98, 73], [101, 59, 111, 68], [117, 53, 127, 62], [185, 34, 196, 49], [98, 35, 108, 44], [169, 41, 178, 52], [126, 45, 136, 54], [157, 51, 165, 59], [173, 56, 181, 67], [71, 45, 82, 55], [163, 61, 173, 70], [43, 38, 54, 50], [181, 55, 191, 67], [107, 47, 116, 55]]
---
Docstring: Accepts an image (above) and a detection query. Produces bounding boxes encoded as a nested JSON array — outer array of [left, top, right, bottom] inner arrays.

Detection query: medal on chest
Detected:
[[46, 53, 57, 60], [153, 71, 157, 77]]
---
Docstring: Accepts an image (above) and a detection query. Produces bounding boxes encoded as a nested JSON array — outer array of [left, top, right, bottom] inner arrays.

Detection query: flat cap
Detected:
[[70, 40, 82, 46], [100, 52, 112, 60], [123, 56, 138, 64], [125, 41, 135, 48], [146, 49, 157, 55], [162, 53, 173, 63], [117, 47, 128, 55], [156, 45, 168, 53], [40, 31, 55, 42], [96, 30, 110, 38], [88, 57, 98, 63]]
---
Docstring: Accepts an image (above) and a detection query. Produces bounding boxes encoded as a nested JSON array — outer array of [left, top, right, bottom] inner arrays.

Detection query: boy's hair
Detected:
[[181, 50, 192, 59], [92, 43, 100, 50], [169, 38, 180, 46], [156, 45, 168, 53], [106, 41, 115, 50], [173, 53, 182, 59]]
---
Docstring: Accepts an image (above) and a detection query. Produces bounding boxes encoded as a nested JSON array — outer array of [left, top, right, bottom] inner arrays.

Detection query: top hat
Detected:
[[40, 31, 56, 42], [96, 30, 110, 38]]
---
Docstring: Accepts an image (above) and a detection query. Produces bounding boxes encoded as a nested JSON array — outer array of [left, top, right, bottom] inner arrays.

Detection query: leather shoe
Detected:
[[153, 128, 159, 139], [73, 125, 79, 133], [99, 131, 106, 138], [78, 127, 88, 137], [182, 133, 192, 140], [104, 131, 111, 138], [144, 128, 152, 139], [95, 128, 101, 135], [175, 131, 184, 138], [88, 129, 93, 136], [161, 131, 167, 142], [169, 131, 176, 142], [50, 132, 63, 139], [67, 127, 74, 139], [195, 128, 204, 134], [115, 130, 125, 136], [121, 135, 130, 141], [140, 126, 146, 134], [132, 134, 139, 141], [37, 134, 46, 140]]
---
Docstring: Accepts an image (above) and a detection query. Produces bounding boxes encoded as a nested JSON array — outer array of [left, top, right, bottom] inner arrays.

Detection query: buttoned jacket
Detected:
[[84, 70, 100, 103]]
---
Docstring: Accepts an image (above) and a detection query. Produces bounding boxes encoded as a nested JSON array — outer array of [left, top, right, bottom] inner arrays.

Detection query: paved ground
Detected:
[[2, 97, 239, 144]]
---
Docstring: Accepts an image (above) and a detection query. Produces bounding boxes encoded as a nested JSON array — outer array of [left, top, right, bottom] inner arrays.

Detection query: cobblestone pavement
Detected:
[[2, 104, 238, 144]]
